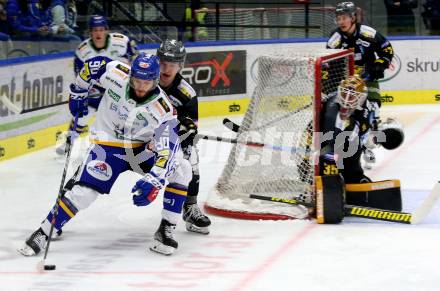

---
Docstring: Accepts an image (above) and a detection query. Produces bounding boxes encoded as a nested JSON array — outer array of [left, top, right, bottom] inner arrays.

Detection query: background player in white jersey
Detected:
[[156, 39, 211, 234], [56, 14, 138, 155], [19, 53, 192, 256]]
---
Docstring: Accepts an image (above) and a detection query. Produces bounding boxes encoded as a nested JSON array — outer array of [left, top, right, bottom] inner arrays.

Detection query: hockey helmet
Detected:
[[336, 75, 367, 114], [130, 53, 160, 88], [157, 39, 187, 63], [335, 2, 357, 17], [89, 15, 108, 29]]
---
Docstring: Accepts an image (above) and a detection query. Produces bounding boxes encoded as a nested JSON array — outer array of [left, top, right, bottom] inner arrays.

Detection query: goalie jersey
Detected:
[[74, 32, 138, 75], [74, 58, 180, 179]]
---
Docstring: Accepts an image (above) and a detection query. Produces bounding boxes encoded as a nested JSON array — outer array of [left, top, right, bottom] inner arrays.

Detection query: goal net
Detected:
[[204, 49, 354, 220]]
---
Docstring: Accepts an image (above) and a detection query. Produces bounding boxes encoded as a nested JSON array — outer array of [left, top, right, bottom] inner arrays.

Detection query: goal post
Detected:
[[204, 49, 354, 220]]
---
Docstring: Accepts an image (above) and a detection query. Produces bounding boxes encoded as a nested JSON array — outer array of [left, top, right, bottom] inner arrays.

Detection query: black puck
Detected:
[[44, 264, 56, 271]]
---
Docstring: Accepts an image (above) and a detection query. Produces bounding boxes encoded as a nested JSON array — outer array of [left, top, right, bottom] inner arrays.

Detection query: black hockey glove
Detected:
[[178, 117, 198, 142], [368, 60, 387, 81]]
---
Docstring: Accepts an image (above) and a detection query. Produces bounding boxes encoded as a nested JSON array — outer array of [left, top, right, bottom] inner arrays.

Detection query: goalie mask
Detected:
[[336, 75, 367, 118]]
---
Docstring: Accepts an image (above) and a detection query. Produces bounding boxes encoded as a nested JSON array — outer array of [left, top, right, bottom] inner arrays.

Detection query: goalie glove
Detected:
[[377, 117, 404, 150]]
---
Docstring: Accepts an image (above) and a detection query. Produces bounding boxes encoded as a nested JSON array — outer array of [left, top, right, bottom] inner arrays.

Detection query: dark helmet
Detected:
[[130, 53, 160, 89], [157, 39, 186, 63], [335, 2, 357, 17], [88, 15, 108, 29]]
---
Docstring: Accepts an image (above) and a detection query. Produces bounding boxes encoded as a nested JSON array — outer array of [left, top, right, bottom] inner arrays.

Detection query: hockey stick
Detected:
[[38, 114, 79, 272], [0, 93, 68, 114], [250, 182, 440, 224], [223, 102, 313, 133], [196, 133, 312, 155], [0, 94, 22, 114], [223, 118, 240, 133], [249, 194, 314, 208]]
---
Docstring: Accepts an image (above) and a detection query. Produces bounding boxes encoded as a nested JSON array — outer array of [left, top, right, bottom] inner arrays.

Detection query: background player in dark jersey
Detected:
[[157, 39, 211, 234], [326, 1, 394, 170], [327, 1, 394, 103]]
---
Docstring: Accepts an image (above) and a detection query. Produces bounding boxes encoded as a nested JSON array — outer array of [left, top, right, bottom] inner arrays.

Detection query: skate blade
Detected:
[[149, 240, 175, 256], [17, 244, 37, 257], [186, 222, 210, 235], [54, 154, 67, 164], [55, 147, 67, 156]]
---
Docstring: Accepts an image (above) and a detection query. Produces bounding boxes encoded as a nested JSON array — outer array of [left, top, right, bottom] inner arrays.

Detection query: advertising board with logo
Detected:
[[181, 50, 247, 97]]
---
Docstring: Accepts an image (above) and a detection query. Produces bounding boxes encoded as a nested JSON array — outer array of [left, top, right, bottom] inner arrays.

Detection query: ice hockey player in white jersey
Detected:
[[19, 53, 192, 256], [74, 15, 138, 75], [56, 15, 138, 155]]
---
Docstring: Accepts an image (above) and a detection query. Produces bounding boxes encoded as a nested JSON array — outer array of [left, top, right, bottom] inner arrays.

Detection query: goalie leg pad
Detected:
[[345, 180, 402, 211], [316, 175, 345, 224]]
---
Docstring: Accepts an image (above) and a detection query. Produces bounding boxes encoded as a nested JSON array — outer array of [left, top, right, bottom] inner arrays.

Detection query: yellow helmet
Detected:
[[336, 75, 367, 114]]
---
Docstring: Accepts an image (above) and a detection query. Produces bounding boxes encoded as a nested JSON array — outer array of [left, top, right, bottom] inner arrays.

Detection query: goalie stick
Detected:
[[250, 181, 440, 224]]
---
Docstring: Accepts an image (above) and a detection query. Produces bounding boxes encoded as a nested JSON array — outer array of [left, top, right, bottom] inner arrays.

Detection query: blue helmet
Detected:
[[130, 53, 160, 81], [89, 15, 108, 29]]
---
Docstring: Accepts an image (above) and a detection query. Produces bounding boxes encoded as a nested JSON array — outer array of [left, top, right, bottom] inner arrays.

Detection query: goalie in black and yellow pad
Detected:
[[319, 75, 404, 211]]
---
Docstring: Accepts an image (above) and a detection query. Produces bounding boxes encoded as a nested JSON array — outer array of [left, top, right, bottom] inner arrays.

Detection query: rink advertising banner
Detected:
[[181, 50, 247, 97], [0, 56, 75, 160], [0, 58, 74, 120]]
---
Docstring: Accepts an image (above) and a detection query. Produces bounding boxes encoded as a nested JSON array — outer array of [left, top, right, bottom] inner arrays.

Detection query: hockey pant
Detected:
[[41, 143, 192, 235]]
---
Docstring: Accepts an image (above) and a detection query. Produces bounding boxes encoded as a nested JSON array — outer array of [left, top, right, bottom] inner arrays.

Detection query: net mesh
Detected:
[[205, 49, 353, 219], [195, 7, 359, 41]]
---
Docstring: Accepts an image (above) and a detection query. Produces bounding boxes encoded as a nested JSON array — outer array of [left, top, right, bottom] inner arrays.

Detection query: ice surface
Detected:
[[1, 105, 439, 291]]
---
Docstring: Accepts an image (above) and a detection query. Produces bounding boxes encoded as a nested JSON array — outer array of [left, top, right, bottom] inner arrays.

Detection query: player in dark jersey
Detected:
[[157, 39, 211, 234], [326, 1, 394, 170]]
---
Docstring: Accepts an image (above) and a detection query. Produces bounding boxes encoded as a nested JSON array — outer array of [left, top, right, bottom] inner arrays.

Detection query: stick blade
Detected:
[[223, 118, 240, 132], [36, 260, 56, 272], [411, 182, 440, 224]]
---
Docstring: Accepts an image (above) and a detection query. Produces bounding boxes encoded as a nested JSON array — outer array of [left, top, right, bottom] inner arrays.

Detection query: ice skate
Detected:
[[149, 219, 178, 256], [17, 228, 48, 256], [183, 203, 211, 234]]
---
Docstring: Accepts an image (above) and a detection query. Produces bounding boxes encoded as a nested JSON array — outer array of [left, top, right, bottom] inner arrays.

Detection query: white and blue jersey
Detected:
[[74, 32, 138, 76], [41, 58, 192, 236], [74, 58, 183, 186]]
